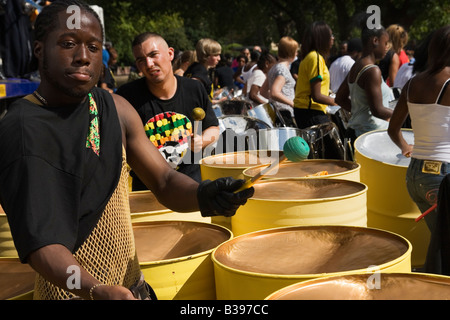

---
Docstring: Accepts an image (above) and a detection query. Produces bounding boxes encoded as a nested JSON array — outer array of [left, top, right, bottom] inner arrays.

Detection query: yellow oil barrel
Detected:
[[354, 129, 430, 268], [0, 205, 18, 258], [232, 178, 367, 236], [243, 159, 360, 182], [133, 220, 232, 300], [129, 190, 209, 224], [200, 150, 282, 229], [266, 272, 450, 300], [200, 150, 282, 181], [0, 257, 35, 300], [212, 225, 412, 300]]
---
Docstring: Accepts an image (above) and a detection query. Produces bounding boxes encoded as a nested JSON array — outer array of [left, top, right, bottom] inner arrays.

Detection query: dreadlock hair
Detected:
[[34, 0, 104, 42]]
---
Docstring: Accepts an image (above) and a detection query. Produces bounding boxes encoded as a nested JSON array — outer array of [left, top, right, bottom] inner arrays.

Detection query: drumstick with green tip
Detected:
[[192, 107, 206, 136], [235, 136, 310, 192]]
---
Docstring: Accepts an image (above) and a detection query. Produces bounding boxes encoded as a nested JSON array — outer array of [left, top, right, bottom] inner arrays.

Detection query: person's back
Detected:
[[406, 72, 450, 162], [347, 63, 393, 136]]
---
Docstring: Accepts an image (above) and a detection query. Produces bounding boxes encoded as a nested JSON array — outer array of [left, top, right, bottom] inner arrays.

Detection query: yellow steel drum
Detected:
[[266, 272, 450, 300], [200, 150, 282, 181], [212, 225, 412, 300], [129, 190, 209, 224], [232, 178, 368, 236], [133, 220, 232, 300], [0, 205, 17, 258], [354, 129, 430, 268], [200, 150, 281, 229], [0, 257, 35, 300], [243, 159, 360, 182]]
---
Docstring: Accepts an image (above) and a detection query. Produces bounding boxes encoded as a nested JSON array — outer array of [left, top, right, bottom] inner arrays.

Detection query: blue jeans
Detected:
[[406, 158, 450, 232]]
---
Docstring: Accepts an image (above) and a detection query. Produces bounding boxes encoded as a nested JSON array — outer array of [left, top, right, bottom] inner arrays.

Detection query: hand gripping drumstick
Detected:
[[192, 107, 206, 137], [235, 136, 310, 192]]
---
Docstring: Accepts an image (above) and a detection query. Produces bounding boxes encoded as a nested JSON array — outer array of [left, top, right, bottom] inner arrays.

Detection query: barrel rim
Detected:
[[211, 225, 412, 279], [243, 159, 361, 180], [133, 220, 233, 266], [354, 129, 414, 168], [248, 178, 368, 202], [264, 272, 450, 300], [200, 150, 282, 169]]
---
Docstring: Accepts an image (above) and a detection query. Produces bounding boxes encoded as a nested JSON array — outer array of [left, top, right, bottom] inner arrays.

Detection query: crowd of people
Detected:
[[0, 0, 449, 300]]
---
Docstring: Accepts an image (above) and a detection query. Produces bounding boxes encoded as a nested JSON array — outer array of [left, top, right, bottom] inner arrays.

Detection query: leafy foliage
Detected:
[[86, 0, 449, 65]]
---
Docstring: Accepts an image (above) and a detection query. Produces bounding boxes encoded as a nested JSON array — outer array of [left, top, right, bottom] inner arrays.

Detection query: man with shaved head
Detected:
[[117, 32, 220, 188]]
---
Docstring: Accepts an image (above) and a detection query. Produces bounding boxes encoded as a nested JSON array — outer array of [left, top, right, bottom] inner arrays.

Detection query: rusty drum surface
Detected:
[[266, 272, 450, 300], [232, 178, 367, 236], [212, 225, 411, 300], [0, 257, 35, 300], [243, 159, 360, 182], [133, 220, 232, 300]]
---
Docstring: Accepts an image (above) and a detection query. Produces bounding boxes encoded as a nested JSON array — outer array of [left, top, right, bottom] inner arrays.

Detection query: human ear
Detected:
[[373, 37, 379, 48], [33, 41, 43, 59]]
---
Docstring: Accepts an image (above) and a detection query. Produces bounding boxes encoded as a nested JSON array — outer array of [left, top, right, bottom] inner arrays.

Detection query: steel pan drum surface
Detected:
[[232, 178, 368, 236], [258, 127, 305, 151], [0, 258, 35, 300], [212, 225, 411, 300], [200, 150, 282, 181], [266, 273, 450, 300], [354, 129, 429, 268], [133, 220, 232, 300], [243, 159, 360, 182]]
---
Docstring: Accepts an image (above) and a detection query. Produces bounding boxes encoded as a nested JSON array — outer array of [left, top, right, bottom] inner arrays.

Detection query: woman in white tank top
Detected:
[[388, 25, 450, 273]]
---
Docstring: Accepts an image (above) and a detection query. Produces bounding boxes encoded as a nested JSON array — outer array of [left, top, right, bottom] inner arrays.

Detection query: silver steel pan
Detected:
[[258, 127, 304, 151], [246, 103, 276, 128], [302, 122, 346, 160], [212, 100, 251, 118], [210, 115, 271, 154]]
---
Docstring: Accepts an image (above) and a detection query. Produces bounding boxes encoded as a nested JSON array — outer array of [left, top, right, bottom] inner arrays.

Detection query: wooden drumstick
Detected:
[[192, 107, 205, 136], [235, 136, 310, 192]]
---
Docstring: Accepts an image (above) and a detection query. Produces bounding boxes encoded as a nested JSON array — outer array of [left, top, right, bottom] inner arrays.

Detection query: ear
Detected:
[[33, 40, 43, 59], [372, 37, 379, 48], [168, 47, 175, 62]]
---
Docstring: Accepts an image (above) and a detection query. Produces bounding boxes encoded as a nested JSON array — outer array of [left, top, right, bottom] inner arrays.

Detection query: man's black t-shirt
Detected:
[[117, 75, 218, 186]]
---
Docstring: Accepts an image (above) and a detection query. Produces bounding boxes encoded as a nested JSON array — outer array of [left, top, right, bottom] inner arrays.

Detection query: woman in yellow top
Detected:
[[294, 21, 337, 129]]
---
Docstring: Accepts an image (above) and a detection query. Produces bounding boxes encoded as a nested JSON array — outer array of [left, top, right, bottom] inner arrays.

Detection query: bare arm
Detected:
[[191, 125, 220, 153], [270, 75, 293, 107], [112, 94, 199, 212], [335, 75, 352, 112], [388, 53, 400, 86], [388, 82, 413, 156], [248, 84, 266, 105], [260, 78, 270, 99], [28, 244, 135, 300], [310, 79, 336, 106], [362, 68, 393, 120]]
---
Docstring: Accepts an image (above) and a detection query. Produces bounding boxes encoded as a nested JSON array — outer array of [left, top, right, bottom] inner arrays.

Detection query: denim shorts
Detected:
[[406, 158, 450, 231]]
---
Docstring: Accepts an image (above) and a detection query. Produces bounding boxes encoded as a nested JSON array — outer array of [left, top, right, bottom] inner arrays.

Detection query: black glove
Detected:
[[197, 177, 255, 217]]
